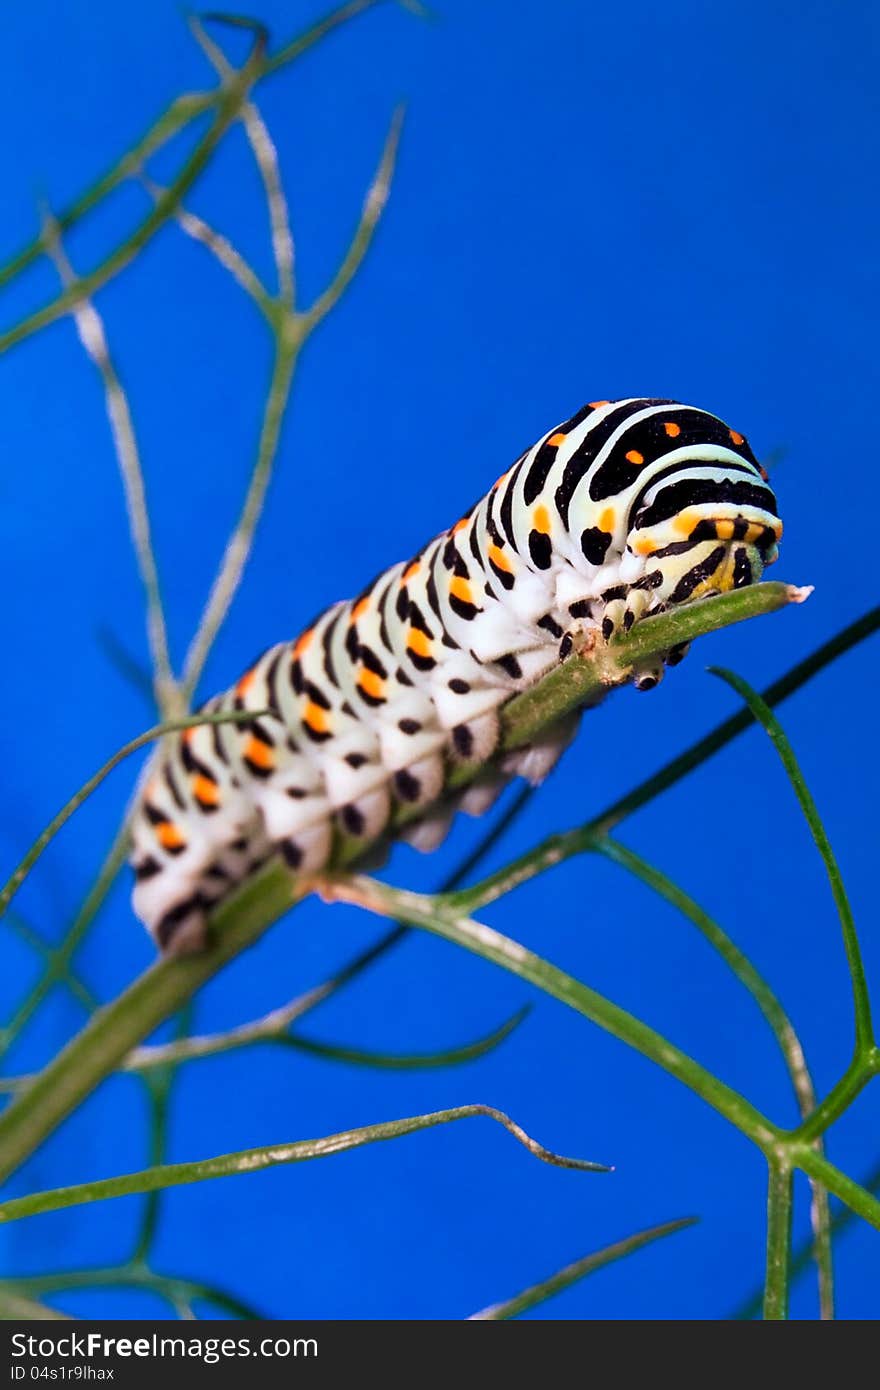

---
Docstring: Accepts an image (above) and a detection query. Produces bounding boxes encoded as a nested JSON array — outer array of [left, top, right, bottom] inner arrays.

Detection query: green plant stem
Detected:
[[0, 1007, 529, 1088], [0, 1268, 262, 1321], [0, 828, 130, 1063], [468, 1216, 697, 1320], [131, 1004, 193, 1263], [0, 1288, 69, 1319], [322, 876, 781, 1147], [44, 225, 179, 719], [793, 1048, 880, 1144], [593, 834, 834, 1317], [587, 603, 880, 837], [734, 1155, 880, 1319], [0, 0, 391, 296], [0, 52, 264, 359], [0, 1105, 608, 1222], [792, 1145, 880, 1229], [462, 584, 804, 768], [181, 343, 299, 699], [711, 667, 873, 1056], [763, 1159, 793, 1319], [594, 837, 817, 1116]]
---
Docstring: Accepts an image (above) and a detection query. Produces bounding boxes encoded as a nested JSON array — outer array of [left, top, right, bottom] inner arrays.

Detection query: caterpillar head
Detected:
[[619, 448, 781, 610]]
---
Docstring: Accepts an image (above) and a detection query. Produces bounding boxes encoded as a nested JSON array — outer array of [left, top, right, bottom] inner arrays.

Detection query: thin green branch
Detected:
[[0, 1105, 608, 1223], [180, 343, 298, 699], [255, 786, 540, 1055], [0, 1288, 69, 1319], [711, 667, 873, 1054], [0, 827, 130, 1064], [468, 1216, 697, 1319], [586, 603, 880, 837], [0, 0, 394, 298], [177, 99, 407, 706], [792, 1048, 880, 1145], [0, 39, 266, 359], [243, 101, 296, 307], [319, 875, 781, 1148], [792, 1144, 880, 1232], [763, 1158, 793, 1319], [142, 176, 273, 316], [444, 603, 880, 917], [0, 1007, 529, 1088], [0, 710, 267, 922], [43, 216, 180, 719], [593, 835, 834, 1317], [0, 1268, 264, 1321], [131, 1004, 193, 1262], [96, 625, 157, 706], [127, 1003, 528, 1074], [734, 1154, 880, 1319], [189, 17, 296, 307], [4, 915, 98, 1017], [595, 838, 817, 1116], [301, 106, 404, 331]]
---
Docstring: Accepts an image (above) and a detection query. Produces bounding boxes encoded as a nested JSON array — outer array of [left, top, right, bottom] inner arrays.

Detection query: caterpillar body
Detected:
[[131, 397, 781, 954]]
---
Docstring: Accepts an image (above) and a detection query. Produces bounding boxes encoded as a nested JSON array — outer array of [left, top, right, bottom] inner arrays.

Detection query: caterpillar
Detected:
[[131, 397, 782, 955]]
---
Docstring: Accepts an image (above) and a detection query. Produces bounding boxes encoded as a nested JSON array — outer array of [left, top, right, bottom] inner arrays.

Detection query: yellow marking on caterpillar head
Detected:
[[407, 628, 432, 658], [664, 421, 681, 437], [157, 822, 187, 851], [303, 703, 330, 736], [533, 504, 551, 534], [673, 510, 700, 537], [293, 628, 314, 658], [715, 519, 735, 541], [488, 542, 513, 573], [634, 537, 656, 556], [192, 773, 220, 807], [625, 449, 644, 466], [358, 669, 385, 700], [598, 507, 615, 533], [449, 575, 474, 604]]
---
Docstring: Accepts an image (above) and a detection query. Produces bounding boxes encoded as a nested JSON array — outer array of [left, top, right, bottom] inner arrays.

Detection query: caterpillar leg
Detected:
[[502, 712, 581, 785], [593, 590, 669, 692], [153, 897, 209, 957], [458, 774, 507, 817], [337, 784, 393, 844], [280, 819, 334, 874], [392, 754, 445, 811], [449, 709, 500, 767], [398, 806, 455, 853], [664, 640, 691, 667]]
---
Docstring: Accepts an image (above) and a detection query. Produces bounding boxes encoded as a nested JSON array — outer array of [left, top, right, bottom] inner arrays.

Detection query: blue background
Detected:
[[0, 0, 878, 1320]]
